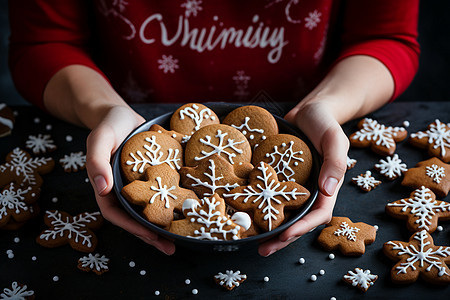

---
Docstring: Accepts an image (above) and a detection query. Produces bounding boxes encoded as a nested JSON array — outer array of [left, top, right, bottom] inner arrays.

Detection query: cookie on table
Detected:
[[184, 124, 251, 167], [168, 194, 251, 240], [121, 164, 198, 227], [1, 203, 40, 231], [121, 131, 183, 182], [374, 154, 408, 180], [1, 281, 34, 299], [386, 186, 450, 233], [347, 156, 357, 170], [317, 216, 377, 256], [342, 268, 378, 292], [349, 118, 407, 156], [401, 157, 450, 197], [77, 253, 110, 275], [59, 151, 86, 172], [222, 105, 278, 148], [0, 103, 15, 138], [36, 210, 103, 253], [170, 103, 219, 136], [149, 124, 190, 145], [25, 134, 56, 155], [0, 183, 38, 228], [251, 134, 313, 185], [223, 162, 310, 232], [214, 270, 247, 291], [383, 230, 450, 285], [410, 119, 450, 163], [352, 171, 381, 192]]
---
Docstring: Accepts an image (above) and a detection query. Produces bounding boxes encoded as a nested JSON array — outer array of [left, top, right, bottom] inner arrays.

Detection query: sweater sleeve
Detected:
[[335, 0, 420, 101], [8, 0, 108, 110]]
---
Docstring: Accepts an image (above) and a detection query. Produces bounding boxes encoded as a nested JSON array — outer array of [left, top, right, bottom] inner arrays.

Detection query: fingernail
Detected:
[[280, 235, 301, 243], [265, 249, 276, 257], [324, 177, 338, 196], [93, 175, 108, 195]]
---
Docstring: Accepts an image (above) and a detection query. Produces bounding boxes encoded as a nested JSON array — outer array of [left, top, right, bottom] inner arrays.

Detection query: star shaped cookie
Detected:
[[410, 119, 450, 163]]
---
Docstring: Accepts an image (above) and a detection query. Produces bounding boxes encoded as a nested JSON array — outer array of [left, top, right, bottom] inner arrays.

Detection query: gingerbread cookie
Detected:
[[352, 171, 381, 192], [410, 119, 450, 163], [317, 217, 377, 256], [222, 105, 278, 148], [25, 134, 56, 155], [347, 156, 357, 170], [386, 186, 450, 233], [224, 162, 310, 232], [401, 157, 450, 197], [121, 131, 183, 182], [184, 124, 251, 167], [214, 270, 247, 291], [1, 203, 40, 231], [1, 281, 34, 299], [251, 134, 313, 184], [170, 103, 219, 135], [77, 253, 110, 275], [59, 151, 86, 172], [342, 268, 378, 292], [168, 194, 251, 240], [149, 124, 190, 145], [0, 103, 15, 138], [374, 154, 408, 180], [383, 230, 450, 285], [36, 210, 103, 252], [349, 118, 407, 156], [0, 183, 38, 228], [121, 164, 198, 227], [180, 154, 249, 198]]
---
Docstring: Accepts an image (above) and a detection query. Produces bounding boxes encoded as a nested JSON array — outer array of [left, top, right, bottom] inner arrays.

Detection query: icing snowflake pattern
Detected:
[[2, 148, 52, 185], [179, 104, 215, 132], [78, 253, 109, 274], [387, 186, 450, 231], [426, 164, 446, 183], [346, 156, 357, 170], [158, 55, 179, 74], [304, 10, 322, 30], [343, 268, 378, 291], [0, 184, 32, 222], [411, 119, 450, 157], [181, 0, 203, 18], [214, 270, 247, 289], [375, 154, 408, 179], [195, 129, 245, 164], [352, 118, 405, 149], [25, 134, 56, 154], [265, 141, 304, 182], [230, 117, 265, 141], [334, 221, 360, 241], [150, 177, 177, 208], [59, 152, 86, 172], [352, 171, 381, 191], [127, 135, 181, 172], [387, 230, 450, 276], [0, 282, 34, 299]]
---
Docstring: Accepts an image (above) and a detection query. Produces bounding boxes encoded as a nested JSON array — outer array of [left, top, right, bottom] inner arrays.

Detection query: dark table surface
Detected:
[[1, 101, 450, 299]]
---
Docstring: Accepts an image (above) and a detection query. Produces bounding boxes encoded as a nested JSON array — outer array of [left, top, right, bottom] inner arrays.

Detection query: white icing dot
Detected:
[[263, 276, 270, 282], [14, 237, 20, 243], [31, 256, 37, 261], [155, 291, 160, 296], [298, 258, 306, 264], [249, 135, 254, 140], [7, 253, 14, 259], [129, 261, 136, 268], [52, 197, 58, 203], [437, 225, 444, 232], [65, 135, 73, 142], [403, 120, 410, 128], [46, 124, 52, 130], [192, 289, 198, 295], [185, 279, 191, 285], [262, 136, 267, 140], [140, 270, 146, 276], [53, 276, 59, 282], [34, 117, 40, 124], [374, 225, 379, 231], [319, 270, 325, 276], [282, 143, 286, 147], [328, 253, 335, 260], [265, 153, 270, 157], [85, 178, 90, 183], [242, 130, 247, 135], [310, 275, 317, 282]]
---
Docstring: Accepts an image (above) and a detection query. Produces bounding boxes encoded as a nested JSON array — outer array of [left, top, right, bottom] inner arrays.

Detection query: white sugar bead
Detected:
[[310, 275, 317, 281], [328, 253, 335, 260], [437, 225, 444, 232], [129, 261, 136, 268], [319, 270, 325, 276], [263, 276, 270, 282], [192, 289, 198, 295], [53, 276, 59, 282], [298, 258, 306, 264], [185, 279, 191, 285]]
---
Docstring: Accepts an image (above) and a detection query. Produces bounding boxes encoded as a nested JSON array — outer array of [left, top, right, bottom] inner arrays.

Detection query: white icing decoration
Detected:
[[387, 230, 450, 276], [231, 212, 251, 231], [0, 184, 32, 221], [352, 118, 405, 149], [182, 198, 199, 212], [224, 162, 308, 231], [127, 136, 181, 172], [214, 270, 247, 289], [344, 268, 377, 290], [39, 210, 101, 248], [78, 253, 109, 272], [25, 134, 56, 154], [0, 281, 34, 299], [185, 159, 240, 196], [2, 148, 52, 185], [352, 171, 381, 190], [374, 154, 408, 179], [230, 117, 265, 140], [179, 105, 214, 131], [150, 177, 177, 208], [195, 129, 245, 164], [426, 164, 446, 183], [59, 151, 86, 172], [387, 186, 450, 231], [346, 156, 357, 169], [0, 103, 14, 130], [334, 221, 360, 241], [266, 141, 304, 182], [411, 119, 450, 157]]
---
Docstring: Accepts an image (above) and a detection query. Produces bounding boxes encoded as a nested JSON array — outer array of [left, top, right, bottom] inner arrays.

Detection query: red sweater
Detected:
[[9, 0, 420, 110]]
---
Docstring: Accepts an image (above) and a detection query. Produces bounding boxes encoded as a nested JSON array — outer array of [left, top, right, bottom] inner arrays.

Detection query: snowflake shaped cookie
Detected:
[[121, 164, 198, 227], [59, 151, 86, 172], [36, 210, 103, 252], [402, 157, 450, 197], [342, 268, 378, 292], [386, 186, 450, 233], [214, 270, 247, 291], [78, 253, 110, 275], [352, 171, 381, 192], [224, 162, 310, 232], [350, 118, 407, 156], [0, 183, 36, 228], [374, 154, 408, 180], [317, 217, 377, 256], [25, 134, 56, 155], [384, 230, 450, 284], [169, 194, 251, 241], [1, 282, 34, 299], [410, 119, 450, 163]]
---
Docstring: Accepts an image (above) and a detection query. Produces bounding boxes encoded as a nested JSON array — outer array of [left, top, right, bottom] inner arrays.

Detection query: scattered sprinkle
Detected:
[[85, 178, 90, 183], [6, 249, 13, 254], [65, 135, 73, 142], [437, 225, 444, 232], [13, 237, 20, 243], [310, 275, 317, 282], [52, 197, 58, 203], [403, 120, 410, 128], [8, 253, 14, 259], [31, 256, 37, 261], [319, 270, 325, 276], [328, 253, 335, 260], [330, 297, 337, 300], [185, 279, 191, 285], [140, 270, 146, 276], [46, 124, 53, 131], [192, 289, 198, 295], [298, 257, 306, 264], [263, 276, 270, 282], [34, 117, 40, 124], [154, 291, 160, 296], [53, 276, 59, 282], [373, 225, 379, 231], [129, 261, 135, 268]]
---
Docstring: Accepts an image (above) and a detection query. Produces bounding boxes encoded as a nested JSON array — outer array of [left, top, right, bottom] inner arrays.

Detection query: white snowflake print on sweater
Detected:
[[25, 134, 56, 154], [158, 55, 179, 74], [59, 152, 86, 172], [334, 221, 360, 241], [343, 268, 378, 292], [0, 282, 34, 299], [426, 164, 446, 183], [375, 154, 408, 179], [233, 70, 251, 99], [304, 10, 322, 30], [181, 0, 203, 18], [214, 270, 247, 290]]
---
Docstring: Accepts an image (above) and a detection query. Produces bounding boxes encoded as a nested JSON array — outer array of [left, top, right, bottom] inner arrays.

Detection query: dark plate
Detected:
[[112, 103, 320, 252]]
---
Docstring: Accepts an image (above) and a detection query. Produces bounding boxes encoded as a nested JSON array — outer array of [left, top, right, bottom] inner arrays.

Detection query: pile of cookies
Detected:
[[120, 103, 313, 240]]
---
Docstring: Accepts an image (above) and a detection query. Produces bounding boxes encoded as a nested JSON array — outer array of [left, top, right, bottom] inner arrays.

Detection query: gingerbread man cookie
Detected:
[[410, 119, 450, 163], [0, 103, 15, 138], [317, 217, 377, 256], [121, 164, 198, 227], [402, 157, 450, 197], [170, 103, 219, 135], [224, 162, 310, 232], [386, 186, 450, 233], [383, 230, 450, 285], [349, 118, 407, 156]]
